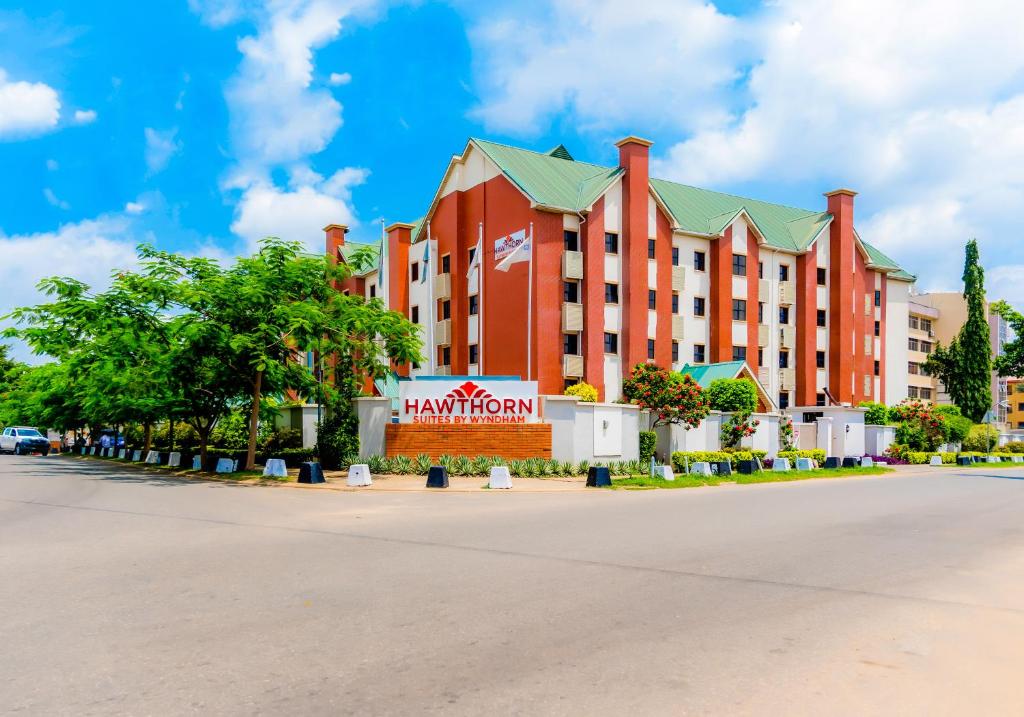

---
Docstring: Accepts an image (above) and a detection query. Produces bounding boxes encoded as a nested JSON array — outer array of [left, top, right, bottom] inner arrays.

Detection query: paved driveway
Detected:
[[2, 455, 1023, 715]]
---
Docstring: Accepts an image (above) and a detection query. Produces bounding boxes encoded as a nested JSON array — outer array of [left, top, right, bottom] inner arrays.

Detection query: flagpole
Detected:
[[380, 218, 387, 307], [427, 221, 434, 375], [478, 221, 484, 376], [527, 222, 533, 382]]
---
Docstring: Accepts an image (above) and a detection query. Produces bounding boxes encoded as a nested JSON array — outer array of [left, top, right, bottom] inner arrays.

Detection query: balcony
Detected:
[[779, 281, 795, 305], [672, 265, 686, 290], [672, 315, 685, 341], [758, 324, 770, 347], [563, 353, 584, 378], [435, 365, 451, 376], [433, 272, 451, 298], [561, 302, 584, 332], [435, 318, 451, 346], [864, 294, 873, 316], [562, 251, 583, 280], [864, 334, 873, 355], [757, 366, 770, 386], [758, 279, 770, 303], [780, 325, 795, 349], [780, 368, 796, 391]]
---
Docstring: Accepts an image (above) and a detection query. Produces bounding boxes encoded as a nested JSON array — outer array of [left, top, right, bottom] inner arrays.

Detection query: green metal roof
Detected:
[[679, 360, 746, 389], [340, 242, 380, 277], [861, 239, 915, 281]]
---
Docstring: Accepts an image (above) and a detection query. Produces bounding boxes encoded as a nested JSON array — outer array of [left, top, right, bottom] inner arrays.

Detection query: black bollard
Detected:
[[586, 466, 611, 487], [823, 456, 840, 469], [956, 455, 971, 466], [736, 460, 758, 474], [426, 465, 449, 488], [298, 461, 325, 484], [841, 457, 860, 468], [716, 461, 733, 476]]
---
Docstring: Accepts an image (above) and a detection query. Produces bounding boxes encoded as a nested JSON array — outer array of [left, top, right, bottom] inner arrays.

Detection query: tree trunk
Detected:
[[246, 369, 263, 471], [143, 422, 152, 453], [169, 418, 175, 453], [198, 425, 211, 468]]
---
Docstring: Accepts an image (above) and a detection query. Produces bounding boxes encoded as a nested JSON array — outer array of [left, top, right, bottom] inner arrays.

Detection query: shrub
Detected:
[[262, 427, 302, 454], [575, 460, 590, 476], [392, 455, 413, 475], [779, 415, 795, 451], [890, 399, 950, 452], [414, 453, 432, 475], [367, 455, 388, 474], [962, 424, 999, 452], [453, 455, 472, 476], [672, 450, 759, 472], [858, 401, 890, 426], [720, 412, 760, 448], [623, 363, 710, 428], [1003, 441, 1024, 453], [316, 402, 359, 470], [564, 382, 598, 402], [932, 405, 972, 444], [706, 378, 758, 413], [777, 449, 826, 464], [639, 430, 656, 465]]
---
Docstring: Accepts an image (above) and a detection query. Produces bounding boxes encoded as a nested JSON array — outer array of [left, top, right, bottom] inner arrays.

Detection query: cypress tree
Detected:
[[955, 240, 992, 422]]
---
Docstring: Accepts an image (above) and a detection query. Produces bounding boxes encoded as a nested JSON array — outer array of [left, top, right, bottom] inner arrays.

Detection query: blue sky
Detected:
[[3, 0, 1024, 361]]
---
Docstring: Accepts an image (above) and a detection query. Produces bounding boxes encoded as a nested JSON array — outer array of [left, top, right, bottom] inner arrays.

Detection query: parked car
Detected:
[[0, 427, 51, 455], [96, 429, 126, 448]]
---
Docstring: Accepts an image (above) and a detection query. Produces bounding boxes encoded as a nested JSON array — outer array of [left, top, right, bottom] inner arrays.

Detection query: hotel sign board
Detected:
[[399, 379, 538, 424]]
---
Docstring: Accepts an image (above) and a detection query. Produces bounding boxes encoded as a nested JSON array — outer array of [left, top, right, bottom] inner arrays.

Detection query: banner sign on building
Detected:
[[493, 229, 528, 263], [399, 379, 538, 424]]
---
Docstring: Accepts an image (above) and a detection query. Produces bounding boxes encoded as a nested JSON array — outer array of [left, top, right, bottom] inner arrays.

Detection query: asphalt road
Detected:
[[2, 456, 1024, 716]]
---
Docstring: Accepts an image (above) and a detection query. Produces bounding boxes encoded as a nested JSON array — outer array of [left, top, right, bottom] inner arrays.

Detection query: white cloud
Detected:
[[0, 68, 61, 138], [328, 71, 351, 86], [43, 188, 70, 210], [73, 109, 97, 124], [144, 127, 182, 174], [45, 159, 58, 171], [231, 166, 368, 252], [124, 201, 145, 214]]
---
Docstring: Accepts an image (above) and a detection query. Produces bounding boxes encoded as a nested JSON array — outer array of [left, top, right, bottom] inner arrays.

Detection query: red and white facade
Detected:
[[328, 136, 913, 408]]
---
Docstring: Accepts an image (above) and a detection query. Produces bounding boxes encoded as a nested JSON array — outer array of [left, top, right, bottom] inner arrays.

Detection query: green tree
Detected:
[[992, 300, 1024, 379], [622, 363, 711, 429], [924, 240, 992, 422], [705, 378, 758, 413], [858, 401, 890, 426]]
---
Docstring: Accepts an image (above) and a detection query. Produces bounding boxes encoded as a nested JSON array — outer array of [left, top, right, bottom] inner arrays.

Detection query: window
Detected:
[[467, 245, 477, 267], [441, 254, 451, 273], [779, 264, 790, 282], [817, 267, 827, 285], [874, 320, 880, 337], [564, 333, 580, 355], [758, 261, 764, 279], [908, 337, 919, 351], [605, 283, 619, 304], [563, 230, 579, 251], [758, 302, 764, 324], [816, 350, 826, 368], [874, 360, 880, 376], [671, 246, 680, 266], [564, 379, 578, 391], [732, 299, 747, 321], [920, 387, 932, 400], [604, 332, 618, 354], [921, 319, 933, 333], [411, 262, 420, 282], [908, 362, 920, 375], [779, 350, 790, 369], [758, 348, 764, 366], [648, 290, 657, 310], [469, 343, 479, 365], [817, 309, 826, 327], [920, 341, 933, 354], [694, 251, 706, 271], [469, 294, 478, 316], [648, 339, 656, 359], [441, 299, 451, 320], [671, 292, 679, 314], [732, 253, 747, 276], [693, 344, 706, 363], [672, 341, 679, 362], [732, 346, 747, 362], [908, 385, 919, 398], [693, 297, 706, 317], [909, 316, 919, 330], [779, 306, 790, 325], [604, 232, 619, 254], [816, 393, 827, 407], [874, 289, 881, 307], [779, 392, 790, 409], [563, 280, 579, 303], [411, 305, 420, 324], [648, 238, 656, 259], [440, 346, 451, 366], [369, 284, 376, 298]]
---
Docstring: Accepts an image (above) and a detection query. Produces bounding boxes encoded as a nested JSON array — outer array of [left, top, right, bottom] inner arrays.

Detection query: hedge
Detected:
[[671, 450, 767, 472], [639, 431, 656, 465], [777, 449, 826, 464]]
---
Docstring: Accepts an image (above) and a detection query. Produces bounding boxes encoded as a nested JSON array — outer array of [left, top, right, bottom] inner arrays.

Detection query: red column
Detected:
[[826, 189, 857, 404], [655, 209, 672, 367], [533, 212, 564, 396], [584, 198, 606, 399], [709, 226, 733, 363], [616, 136, 653, 378], [386, 222, 414, 377], [795, 250, 818, 405], [746, 229, 760, 369], [879, 275, 887, 401], [853, 251, 868, 403]]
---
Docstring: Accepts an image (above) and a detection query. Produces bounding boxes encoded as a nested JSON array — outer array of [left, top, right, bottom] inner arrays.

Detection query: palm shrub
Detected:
[[393, 454, 413, 475], [510, 460, 527, 477], [414, 453, 432, 475], [471, 455, 492, 475], [438, 454, 455, 474], [559, 461, 574, 476], [546, 458, 560, 476], [367, 454, 387, 474], [575, 460, 590, 476], [453, 455, 472, 476]]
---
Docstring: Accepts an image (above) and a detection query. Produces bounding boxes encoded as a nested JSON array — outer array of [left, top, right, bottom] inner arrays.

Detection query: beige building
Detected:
[[905, 290, 1011, 423]]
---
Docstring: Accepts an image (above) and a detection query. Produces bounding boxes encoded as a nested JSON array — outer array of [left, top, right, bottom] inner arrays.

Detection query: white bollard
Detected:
[[118, 449, 127, 459], [487, 466, 512, 489], [875, 460, 887, 466], [145, 451, 160, 464], [192, 455, 202, 470], [794, 457, 813, 470], [215, 458, 234, 473], [346, 463, 373, 487], [263, 458, 288, 478], [690, 461, 712, 476], [774, 458, 792, 471], [80, 447, 87, 456], [232, 459, 239, 472], [1013, 456, 1023, 463], [987, 456, 1000, 463], [861, 456, 874, 468], [929, 455, 943, 466], [131, 450, 141, 462], [168, 452, 181, 468], [652, 465, 674, 481]]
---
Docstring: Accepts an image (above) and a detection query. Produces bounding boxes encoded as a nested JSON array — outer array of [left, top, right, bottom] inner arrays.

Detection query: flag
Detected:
[[495, 230, 531, 272], [420, 239, 430, 283], [466, 235, 482, 279]]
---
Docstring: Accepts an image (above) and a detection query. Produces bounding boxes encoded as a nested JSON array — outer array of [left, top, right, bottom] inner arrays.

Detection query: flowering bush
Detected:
[[622, 363, 711, 428], [889, 399, 949, 452], [779, 415, 795, 451], [564, 381, 598, 403], [721, 411, 760, 449]]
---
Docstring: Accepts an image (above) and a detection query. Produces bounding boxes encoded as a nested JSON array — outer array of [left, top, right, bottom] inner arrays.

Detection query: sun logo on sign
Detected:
[[448, 381, 491, 399]]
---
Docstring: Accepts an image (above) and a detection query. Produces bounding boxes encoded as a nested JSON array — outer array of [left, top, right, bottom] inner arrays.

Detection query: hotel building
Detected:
[[328, 136, 914, 409]]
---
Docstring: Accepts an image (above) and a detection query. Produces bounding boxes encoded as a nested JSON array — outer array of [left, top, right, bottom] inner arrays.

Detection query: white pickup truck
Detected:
[[0, 427, 51, 455]]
